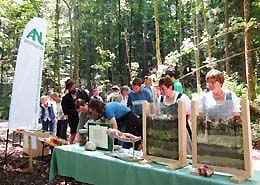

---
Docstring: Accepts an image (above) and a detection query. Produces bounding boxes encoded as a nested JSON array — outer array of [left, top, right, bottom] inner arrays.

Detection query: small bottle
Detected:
[[78, 129, 88, 146]]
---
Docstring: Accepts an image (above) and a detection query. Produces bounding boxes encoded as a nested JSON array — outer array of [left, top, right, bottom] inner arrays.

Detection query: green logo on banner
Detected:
[[26, 28, 44, 45]]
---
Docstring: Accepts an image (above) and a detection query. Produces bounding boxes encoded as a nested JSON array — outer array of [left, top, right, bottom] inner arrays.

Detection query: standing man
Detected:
[[127, 78, 154, 150], [120, 85, 130, 106], [61, 79, 79, 143], [90, 87, 104, 102], [166, 70, 184, 93], [143, 75, 158, 107], [127, 78, 154, 117]]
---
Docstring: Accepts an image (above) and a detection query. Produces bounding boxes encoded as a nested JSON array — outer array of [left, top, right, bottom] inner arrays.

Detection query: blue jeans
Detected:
[[42, 119, 55, 133]]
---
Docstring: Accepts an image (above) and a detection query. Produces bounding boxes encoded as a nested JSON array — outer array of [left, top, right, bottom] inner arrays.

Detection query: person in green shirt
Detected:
[[166, 70, 184, 93]]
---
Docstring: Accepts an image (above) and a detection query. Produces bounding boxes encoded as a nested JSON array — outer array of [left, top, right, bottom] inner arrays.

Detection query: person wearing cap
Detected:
[[61, 79, 79, 144], [107, 85, 121, 102]]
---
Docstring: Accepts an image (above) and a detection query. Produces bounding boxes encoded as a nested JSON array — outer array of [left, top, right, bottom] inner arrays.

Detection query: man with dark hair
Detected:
[[166, 70, 184, 93], [61, 79, 79, 143], [127, 78, 154, 117], [88, 99, 142, 149]]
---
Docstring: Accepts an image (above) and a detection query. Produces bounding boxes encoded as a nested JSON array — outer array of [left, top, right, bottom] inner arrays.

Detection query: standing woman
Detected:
[[50, 92, 68, 140], [199, 69, 240, 119], [158, 77, 192, 154], [88, 99, 142, 149]]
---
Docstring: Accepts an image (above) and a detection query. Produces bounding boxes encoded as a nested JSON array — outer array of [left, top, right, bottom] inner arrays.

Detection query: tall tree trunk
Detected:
[[73, 0, 80, 84], [54, 0, 61, 91], [0, 51, 3, 97], [192, 0, 201, 94], [117, 0, 123, 83], [201, 0, 212, 65], [125, 28, 131, 81], [30, 0, 41, 17], [240, 0, 246, 82], [177, 0, 183, 64], [244, 0, 256, 100], [143, 0, 148, 75], [63, 0, 74, 79], [129, 0, 133, 77], [224, 0, 231, 75], [0, 21, 3, 97], [154, 0, 162, 65]]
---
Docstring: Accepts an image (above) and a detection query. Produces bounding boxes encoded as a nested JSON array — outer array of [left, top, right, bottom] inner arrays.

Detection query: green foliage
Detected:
[[90, 46, 114, 89], [0, 97, 10, 120], [251, 76, 260, 141], [223, 72, 248, 99], [130, 62, 139, 81], [0, 0, 260, 103], [252, 123, 260, 141], [92, 46, 114, 70]]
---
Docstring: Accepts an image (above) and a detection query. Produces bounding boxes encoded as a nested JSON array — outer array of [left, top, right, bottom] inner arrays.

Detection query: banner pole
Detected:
[[4, 128, 9, 167]]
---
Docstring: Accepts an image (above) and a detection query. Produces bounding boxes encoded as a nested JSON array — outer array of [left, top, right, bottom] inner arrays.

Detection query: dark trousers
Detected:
[[116, 111, 142, 149], [56, 120, 68, 140]]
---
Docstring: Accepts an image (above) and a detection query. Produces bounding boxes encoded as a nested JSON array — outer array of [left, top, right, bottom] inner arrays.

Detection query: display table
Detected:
[[49, 144, 260, 185]]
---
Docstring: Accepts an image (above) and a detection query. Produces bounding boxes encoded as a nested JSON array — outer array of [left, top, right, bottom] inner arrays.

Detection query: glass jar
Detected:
[[78, 129, 88, 146]]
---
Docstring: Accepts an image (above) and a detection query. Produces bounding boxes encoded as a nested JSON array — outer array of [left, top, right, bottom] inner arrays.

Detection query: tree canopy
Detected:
[[0, 0, 260, 99]]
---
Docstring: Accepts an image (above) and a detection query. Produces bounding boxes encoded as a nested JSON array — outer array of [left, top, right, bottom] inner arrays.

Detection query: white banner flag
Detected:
[[8, 17, 48, 130]]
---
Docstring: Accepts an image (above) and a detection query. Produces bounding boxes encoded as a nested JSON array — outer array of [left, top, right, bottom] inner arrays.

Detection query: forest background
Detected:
[[0, 0, 260, 146]]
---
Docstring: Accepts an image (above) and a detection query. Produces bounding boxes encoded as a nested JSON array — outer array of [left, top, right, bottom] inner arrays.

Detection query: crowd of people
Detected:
[[39, 68, 241, 151]]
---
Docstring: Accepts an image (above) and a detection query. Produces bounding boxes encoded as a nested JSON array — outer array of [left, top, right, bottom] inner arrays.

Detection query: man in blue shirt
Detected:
[[127, 78, 154, 117], [88, 99, 142, 149]]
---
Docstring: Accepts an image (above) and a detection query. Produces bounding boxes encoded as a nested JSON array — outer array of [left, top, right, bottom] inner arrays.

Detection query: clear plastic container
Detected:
[[78, 129, 88, 146]]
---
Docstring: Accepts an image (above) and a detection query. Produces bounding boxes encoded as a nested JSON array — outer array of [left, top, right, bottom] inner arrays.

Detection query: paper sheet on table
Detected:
[[88, 125, 109, 149]]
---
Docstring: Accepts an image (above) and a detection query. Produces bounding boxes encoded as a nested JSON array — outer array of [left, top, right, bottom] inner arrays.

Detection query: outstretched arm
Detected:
[[107, 128, 141, 143], [107, 117, 118, 129]]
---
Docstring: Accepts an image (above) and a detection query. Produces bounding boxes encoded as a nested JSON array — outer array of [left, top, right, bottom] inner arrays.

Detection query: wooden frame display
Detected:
[[88, 122, 113, 151], [191, 99, 253, 183], [142, 101, 187, 170]]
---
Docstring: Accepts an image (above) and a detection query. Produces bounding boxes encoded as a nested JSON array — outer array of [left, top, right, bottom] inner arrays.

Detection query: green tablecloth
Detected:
[[49, 144, 260, 185]]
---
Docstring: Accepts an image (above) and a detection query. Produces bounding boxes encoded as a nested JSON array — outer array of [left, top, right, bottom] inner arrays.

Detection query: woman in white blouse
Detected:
[[199, 69, 240, 120]]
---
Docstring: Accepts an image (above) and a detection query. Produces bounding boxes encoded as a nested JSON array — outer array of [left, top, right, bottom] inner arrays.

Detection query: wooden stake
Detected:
[[28, 136, 33, 172]]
